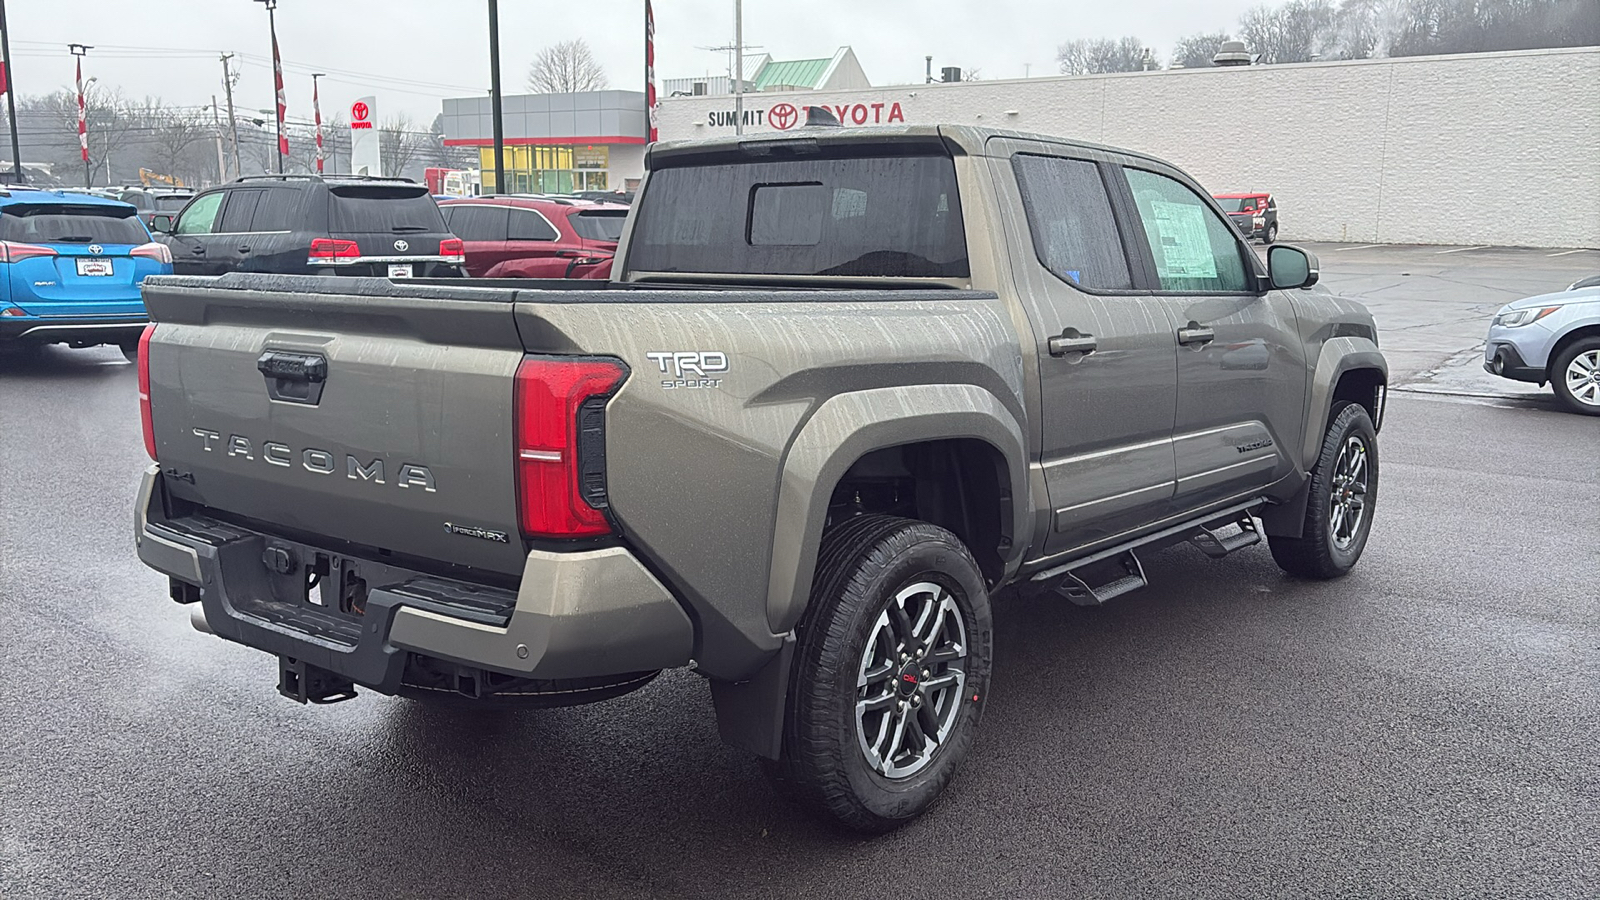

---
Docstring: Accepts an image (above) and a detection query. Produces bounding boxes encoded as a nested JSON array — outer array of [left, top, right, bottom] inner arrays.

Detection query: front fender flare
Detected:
[[764, 384, 1028, 636], [1302, 337, 1386, 471]]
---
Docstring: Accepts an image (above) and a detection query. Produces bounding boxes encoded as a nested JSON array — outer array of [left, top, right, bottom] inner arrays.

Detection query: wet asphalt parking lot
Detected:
[[2, 244, 1596, 898]]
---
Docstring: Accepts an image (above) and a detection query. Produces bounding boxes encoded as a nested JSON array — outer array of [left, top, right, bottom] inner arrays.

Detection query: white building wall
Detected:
[[608, 143, 647, 189], [656, 48, 1600, 249]]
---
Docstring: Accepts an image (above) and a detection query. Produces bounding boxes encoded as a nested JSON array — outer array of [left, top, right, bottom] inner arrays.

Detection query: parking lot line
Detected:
[[1546, 249, 1592, 257], [1435, 245, 1491, 254], [1335, 245, 1383, 252]]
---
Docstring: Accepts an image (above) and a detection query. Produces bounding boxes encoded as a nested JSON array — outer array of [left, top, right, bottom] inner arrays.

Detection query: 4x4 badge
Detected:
[[393, 239, 409, 252]]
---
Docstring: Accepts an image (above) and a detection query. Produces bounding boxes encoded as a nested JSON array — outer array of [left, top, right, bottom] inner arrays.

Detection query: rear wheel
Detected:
[[120, 341, 140, 364], [1270, 402, 1378, 579], [1264, 222, 1279, 244], [1551, 337, 1600, 416], [766, 515, 992, 833]]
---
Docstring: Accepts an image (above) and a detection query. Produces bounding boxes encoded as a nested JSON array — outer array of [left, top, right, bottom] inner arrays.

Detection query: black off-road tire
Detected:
[[765, 514, 993, 833], [120, 341, 140, 364], [1550, 336, 1600, 416], [1265, 222, 1279, 244], [1270, 402, 1379, 579]]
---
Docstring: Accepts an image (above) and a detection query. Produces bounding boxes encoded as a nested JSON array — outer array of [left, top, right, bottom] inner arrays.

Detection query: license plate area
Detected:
[[387, 263, 413, 278], [76, 258, 114, 277]]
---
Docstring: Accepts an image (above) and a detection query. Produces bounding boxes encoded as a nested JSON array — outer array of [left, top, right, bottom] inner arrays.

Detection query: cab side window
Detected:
[[1011, 154, 1133, 291], [174, 192, 224, 236], [1122, 168, 1251, 293]]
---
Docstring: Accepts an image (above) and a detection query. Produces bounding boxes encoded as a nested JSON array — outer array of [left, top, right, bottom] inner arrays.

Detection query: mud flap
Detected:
[[708, 633, 795, 760]]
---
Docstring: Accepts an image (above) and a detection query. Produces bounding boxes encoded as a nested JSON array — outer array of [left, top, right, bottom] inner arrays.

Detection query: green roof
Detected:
[[754, 57, 830, 91]]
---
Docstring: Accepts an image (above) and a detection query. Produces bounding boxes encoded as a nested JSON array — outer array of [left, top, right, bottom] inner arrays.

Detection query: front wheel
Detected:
[[1551, 337, 1600, 416], [1270, 402, 1379, 579], [766, 515, 992, 833]]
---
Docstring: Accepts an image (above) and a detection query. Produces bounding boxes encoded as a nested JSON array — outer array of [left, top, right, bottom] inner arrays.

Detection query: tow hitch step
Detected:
[[1188, 515, 1262, 559], [278, 656, 358, 705], [1052, 550, 1148, 606]]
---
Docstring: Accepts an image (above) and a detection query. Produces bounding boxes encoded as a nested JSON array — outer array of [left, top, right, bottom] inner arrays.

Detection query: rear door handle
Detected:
[[238, 246, 252, 253], [1048, 329, 1098, 357], [1178, 324, 1216, 347]]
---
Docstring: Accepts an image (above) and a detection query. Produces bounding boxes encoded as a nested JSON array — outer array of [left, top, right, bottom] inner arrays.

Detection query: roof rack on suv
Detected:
[[233, 173, 418, 184]]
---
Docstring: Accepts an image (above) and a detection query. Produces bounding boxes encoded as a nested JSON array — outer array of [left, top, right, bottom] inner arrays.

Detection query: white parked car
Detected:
[[1484, 284, 1600, 415]]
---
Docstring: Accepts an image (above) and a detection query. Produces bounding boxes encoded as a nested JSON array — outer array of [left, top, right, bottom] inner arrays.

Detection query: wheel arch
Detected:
[[1546, 324, 1600, 382], [1301, 338, 1386, 472], [763, 384, 1028, 638]]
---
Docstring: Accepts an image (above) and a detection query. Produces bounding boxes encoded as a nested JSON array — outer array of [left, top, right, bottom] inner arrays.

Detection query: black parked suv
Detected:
[[152, 175, 464, 278]]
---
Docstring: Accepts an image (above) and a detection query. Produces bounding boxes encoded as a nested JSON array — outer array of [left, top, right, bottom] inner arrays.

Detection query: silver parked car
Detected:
[[1484, 284, 1600, 415]]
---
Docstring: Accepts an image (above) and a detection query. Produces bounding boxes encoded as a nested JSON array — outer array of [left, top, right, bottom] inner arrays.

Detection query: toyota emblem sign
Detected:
[[351, 101, 374, 131], [393, 239, 409, 252]]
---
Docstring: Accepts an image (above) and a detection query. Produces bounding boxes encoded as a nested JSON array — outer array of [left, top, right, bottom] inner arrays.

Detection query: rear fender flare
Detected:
[[764, 384, 1028, 636]]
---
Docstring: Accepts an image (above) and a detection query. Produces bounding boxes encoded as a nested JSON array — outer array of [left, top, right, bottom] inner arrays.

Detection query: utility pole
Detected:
[[210, 95, 227, 183], [0, 0, 24, 182], [487, 0, 506, 195], [255, 0, 284, 174], [220, 53, 240, 179], [733, 0, 744, 135]]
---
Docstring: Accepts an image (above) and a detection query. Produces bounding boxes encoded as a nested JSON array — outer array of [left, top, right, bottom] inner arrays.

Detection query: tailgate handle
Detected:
[[257, 350, 328, 404]]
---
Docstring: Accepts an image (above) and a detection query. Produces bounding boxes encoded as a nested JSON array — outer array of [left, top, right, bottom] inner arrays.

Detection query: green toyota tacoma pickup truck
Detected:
[[133, 125, 1386, 832]]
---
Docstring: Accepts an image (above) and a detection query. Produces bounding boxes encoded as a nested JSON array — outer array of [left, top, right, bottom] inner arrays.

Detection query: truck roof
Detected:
[[647, 124, 1173, 170]]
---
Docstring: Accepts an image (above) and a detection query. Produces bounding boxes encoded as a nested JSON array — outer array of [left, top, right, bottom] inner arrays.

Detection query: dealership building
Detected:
[[442, 47, 1597, 248]]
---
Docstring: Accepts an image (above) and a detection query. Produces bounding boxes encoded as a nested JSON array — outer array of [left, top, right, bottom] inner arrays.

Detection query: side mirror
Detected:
[[148, 214, 175, 234], [1268, 244, 1319, 290]]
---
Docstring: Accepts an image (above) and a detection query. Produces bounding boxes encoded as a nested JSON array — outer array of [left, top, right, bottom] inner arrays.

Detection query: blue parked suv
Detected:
[[0, 188, 172, 358]]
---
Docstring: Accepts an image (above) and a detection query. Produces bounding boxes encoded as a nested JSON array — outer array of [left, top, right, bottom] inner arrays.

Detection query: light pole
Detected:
[[486, 0, 506, 195], [69, 43, 90, 188], [0, 0, 24, 182], [254, 0, 285, 174]]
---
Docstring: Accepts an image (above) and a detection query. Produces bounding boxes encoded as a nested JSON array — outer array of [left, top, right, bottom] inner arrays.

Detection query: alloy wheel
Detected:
[[854, 581, 968, 779], [1329, 435, 1370, 550], [1564, 349, 1600, 407]]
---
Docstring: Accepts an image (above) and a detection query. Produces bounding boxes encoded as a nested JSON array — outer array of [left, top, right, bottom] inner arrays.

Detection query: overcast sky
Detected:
[[4, 0, 1260, 128]]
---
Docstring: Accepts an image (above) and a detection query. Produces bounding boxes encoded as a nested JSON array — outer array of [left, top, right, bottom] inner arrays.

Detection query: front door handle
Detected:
[[238, 246, 252, 253], [1178, 323, 1216, 347], [190, 245, 207, 256], [1048, 329, 1098, 357]]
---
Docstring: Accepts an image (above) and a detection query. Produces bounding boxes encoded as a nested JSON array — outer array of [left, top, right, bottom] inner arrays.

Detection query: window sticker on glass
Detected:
[[1147, 199, 1218, 280]]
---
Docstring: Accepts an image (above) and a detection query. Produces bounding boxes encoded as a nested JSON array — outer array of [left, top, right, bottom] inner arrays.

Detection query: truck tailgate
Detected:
[[143, 275, 529, 576]]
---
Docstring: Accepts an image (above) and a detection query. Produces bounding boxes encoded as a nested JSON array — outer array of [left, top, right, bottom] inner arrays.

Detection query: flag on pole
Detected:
[[313, 78, 324, 174], [272, 32, 289, 157], [75, 58, 87, 163], [0, 59, 9, 96], [645, 0, 658, 143]]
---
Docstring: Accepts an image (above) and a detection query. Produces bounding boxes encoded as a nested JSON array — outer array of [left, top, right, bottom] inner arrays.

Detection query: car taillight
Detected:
[[137, 324, 156, 460], [308, 237, 360, 261], [130, 242, 173, 265], [514, 357, 628, 538], [439, 237, 465, 263], [0, 241, 59, 263]]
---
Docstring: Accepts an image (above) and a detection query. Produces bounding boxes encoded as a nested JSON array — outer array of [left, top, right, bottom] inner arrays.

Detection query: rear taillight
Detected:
[[137, 324, 156, 460], [514, 357, 627, 538], [0, 241, 59, 263], [439, 237, 465, 264], [130, 242, 173, 265], [308, 237, 360, 262]]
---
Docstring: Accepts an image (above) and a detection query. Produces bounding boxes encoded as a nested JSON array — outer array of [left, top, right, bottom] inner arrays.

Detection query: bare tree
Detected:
[[1239, 0, 1339, 63], [379, 114, 422, 178], [526, 39, 609, 93], [1172, 32, 1233, 67], [143, 105, 212, 185], [1057, 36, 1152, 75]]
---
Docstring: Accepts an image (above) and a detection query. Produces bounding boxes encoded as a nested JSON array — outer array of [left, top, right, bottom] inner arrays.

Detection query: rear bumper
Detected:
[[133, 467, 694, 694], [0, 314, 147, 345]]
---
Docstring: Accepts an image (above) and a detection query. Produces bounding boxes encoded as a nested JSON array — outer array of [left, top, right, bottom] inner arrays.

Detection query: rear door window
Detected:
[[1122, 168, 1251, 293], [329, 185, 446, 234], [175, 192, 224, 236], [217, 190, 263, 233], [1011, 154, 1133, 291], [444, 205, 510, 242], [507, 208, 556, 241], [0, 204, 149, 244], [250, 189, 298, 232], [629, 149, 968, 277]]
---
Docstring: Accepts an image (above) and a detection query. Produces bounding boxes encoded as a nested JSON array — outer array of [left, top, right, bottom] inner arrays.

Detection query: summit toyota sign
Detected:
[[706, 100, 906, 130]]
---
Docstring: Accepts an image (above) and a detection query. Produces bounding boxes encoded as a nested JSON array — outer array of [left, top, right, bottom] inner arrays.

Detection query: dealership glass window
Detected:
[[1011, 155, 1133, 291], [477, 146, 609, 195], [1122, 168, 1250, 293]]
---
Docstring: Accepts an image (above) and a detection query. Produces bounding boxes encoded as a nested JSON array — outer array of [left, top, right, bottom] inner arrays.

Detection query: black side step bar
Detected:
[[1029, 498, 1267, 606]]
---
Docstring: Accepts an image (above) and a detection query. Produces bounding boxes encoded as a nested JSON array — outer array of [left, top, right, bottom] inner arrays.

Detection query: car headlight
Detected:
[[1494, 306, 1559, 328]]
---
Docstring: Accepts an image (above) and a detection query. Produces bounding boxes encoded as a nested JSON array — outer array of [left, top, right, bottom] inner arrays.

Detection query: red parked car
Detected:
[[438, 196, 627, 279]]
